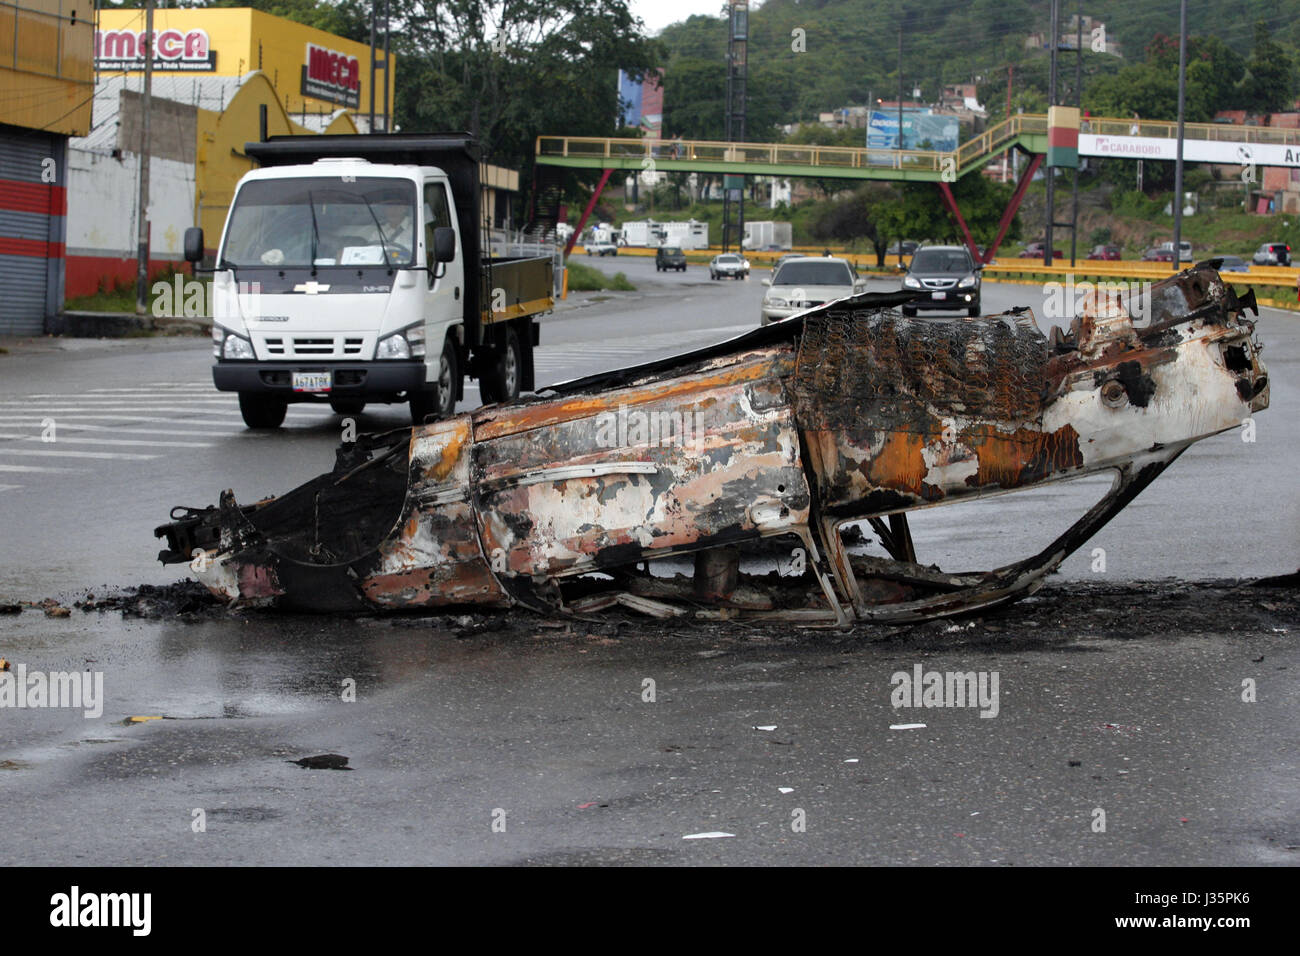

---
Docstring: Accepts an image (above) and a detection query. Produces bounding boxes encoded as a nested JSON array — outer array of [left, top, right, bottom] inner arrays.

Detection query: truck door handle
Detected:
[[454, 287, 460, 300]]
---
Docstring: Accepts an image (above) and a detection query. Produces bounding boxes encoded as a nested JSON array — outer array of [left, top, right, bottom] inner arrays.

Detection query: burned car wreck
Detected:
[[158, 263, 1268, 625]]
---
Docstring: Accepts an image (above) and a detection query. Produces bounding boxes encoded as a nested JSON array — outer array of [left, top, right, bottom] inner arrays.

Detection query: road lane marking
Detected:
[[0, 400, 239, 408], [0, 448, 159, 460], [0, 423, 240, 437], [0, 463, 83, 473], [0, 414, 246, 424], [0, 434, 214, 448]]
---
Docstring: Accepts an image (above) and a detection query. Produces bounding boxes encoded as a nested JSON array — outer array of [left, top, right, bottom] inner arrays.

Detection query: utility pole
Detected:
[[1004, 64, 1013, 182], [368, 0, 390, 132], [135, 0, 155, 315], [722, 1, 748, 253], [1172, 0, 1188, 269], [1044, 0, 1058, 265], [1070, 0, 1081, 265], [896, 8, 904, 150], [865, 89, 873, 148]]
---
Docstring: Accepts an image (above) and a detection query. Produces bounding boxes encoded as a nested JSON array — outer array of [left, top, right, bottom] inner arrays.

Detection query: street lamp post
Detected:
[[1172, 0, 1188, 270]]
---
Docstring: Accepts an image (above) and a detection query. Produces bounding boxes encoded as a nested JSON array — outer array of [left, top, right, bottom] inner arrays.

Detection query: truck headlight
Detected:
[[405, 324, 426, 359], [903, 276, 921, 288], [221, 332, 255, 360], [376, 333, 411, 360], [958, 275, 978, 288]]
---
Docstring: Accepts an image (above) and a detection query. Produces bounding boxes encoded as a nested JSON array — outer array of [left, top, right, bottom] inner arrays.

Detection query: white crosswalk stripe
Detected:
[[0, 447, 160, 460], [0, 329, 755, 492], [0, 463, 84, 473], [0, 381, 246, 492], [0, 433, 213, 448], [0, 422, 237, 437]]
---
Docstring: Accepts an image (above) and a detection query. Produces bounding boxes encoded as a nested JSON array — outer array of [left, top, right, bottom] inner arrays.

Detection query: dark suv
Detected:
[[901, 246, 981, 316], [655, 245, 687, 272], [1252, 242, 1291, 266]]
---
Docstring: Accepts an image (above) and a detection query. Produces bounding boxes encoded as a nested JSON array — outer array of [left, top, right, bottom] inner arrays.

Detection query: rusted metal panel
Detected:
[[156, 268, 1268, 625], [473, 360, 810, 595], [361, 419, 505, 608]]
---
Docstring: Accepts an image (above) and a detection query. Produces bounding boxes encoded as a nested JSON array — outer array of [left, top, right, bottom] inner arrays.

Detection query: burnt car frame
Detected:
[[158, 263, 1268, 627]]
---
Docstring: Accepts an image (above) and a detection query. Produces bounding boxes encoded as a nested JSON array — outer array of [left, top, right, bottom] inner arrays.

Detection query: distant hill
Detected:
[[657, 0, 1300, 141]]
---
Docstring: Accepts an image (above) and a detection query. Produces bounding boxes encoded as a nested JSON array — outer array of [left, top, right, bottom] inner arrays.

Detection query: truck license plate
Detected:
[[292, 371, 332, 392], [931, 291, 946, 300]]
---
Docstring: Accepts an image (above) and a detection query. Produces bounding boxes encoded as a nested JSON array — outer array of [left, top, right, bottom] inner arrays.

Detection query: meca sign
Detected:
[[95, 28, 216, 72], [301, 43, 361, 108]]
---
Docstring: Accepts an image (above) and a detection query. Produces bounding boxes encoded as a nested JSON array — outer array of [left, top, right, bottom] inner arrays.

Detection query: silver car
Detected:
[[761, 256, 865, 324], [710, 253, 749, 280]]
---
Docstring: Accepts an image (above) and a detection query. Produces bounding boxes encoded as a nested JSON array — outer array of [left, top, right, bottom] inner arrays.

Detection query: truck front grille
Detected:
[[253, 334, 374, 360]]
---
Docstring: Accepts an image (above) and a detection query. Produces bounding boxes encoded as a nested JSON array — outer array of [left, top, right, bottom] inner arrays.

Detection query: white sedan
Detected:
[[709, 253, 750, 279], [761, 256, 866, 324]]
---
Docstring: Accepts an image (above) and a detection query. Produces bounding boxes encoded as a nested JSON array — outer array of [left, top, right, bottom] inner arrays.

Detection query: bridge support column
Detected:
[[564, 168, 614, 258], [936, 182, 980, 264], [985, 152, 1042, 264], [936, 152, 1043, 265]]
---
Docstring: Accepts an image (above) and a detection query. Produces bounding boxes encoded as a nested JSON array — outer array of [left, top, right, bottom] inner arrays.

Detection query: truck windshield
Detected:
[[221, 177, 417, 268]]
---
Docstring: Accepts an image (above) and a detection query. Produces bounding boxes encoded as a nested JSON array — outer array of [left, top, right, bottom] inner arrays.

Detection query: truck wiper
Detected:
[[359, 194, 394, 273], [307, 189, 321, 274]]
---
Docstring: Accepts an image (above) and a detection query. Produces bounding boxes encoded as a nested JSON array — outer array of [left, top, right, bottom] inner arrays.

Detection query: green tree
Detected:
[[876, 183, 948, 249], [662, 57, 728, 140], [948, 172, 1021, 248], [383, 0, 661, 214], [811, 182, 899, 265], [1084, 33, 1246, 123], [875, 175, 1020, 255], [1238, 21, 1296, 113]]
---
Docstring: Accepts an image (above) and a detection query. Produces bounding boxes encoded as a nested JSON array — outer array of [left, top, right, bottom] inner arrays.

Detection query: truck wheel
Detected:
[[480, 326, 521, 405], [329, 399, 365, 415], [901, 305, 917, 317], [239, 393, 287, 429], [411, 340, 458, 425]]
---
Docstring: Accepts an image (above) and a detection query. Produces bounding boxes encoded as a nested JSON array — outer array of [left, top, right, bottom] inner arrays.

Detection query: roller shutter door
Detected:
[[0, 126, 66, 335]]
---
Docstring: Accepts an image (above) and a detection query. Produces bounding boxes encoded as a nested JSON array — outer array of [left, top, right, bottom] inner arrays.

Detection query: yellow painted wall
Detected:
[[0, 0, 94, 135], [96, 8, 395, 124]]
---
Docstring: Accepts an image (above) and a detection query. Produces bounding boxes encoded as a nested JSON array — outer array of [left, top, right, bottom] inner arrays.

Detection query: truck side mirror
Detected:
[[184, 227, 205, 263], [433, 227, 456, 263]]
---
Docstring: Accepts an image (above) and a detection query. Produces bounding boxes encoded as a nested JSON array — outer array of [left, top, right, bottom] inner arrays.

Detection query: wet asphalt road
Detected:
[[0, 258, 1296, 865]]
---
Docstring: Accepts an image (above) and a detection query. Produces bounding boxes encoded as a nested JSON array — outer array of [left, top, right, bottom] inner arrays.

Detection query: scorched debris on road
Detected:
[[157, 263, 1268, 625]]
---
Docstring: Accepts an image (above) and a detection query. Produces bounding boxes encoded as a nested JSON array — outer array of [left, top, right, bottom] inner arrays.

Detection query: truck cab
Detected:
[[189, 134, 552, 428]]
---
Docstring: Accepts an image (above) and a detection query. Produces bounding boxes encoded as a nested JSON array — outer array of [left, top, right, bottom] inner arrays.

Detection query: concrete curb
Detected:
[[46, 312, 212, 338]]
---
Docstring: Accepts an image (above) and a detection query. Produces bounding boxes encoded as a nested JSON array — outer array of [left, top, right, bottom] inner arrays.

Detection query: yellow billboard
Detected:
[[95, 8, 395, 120]]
